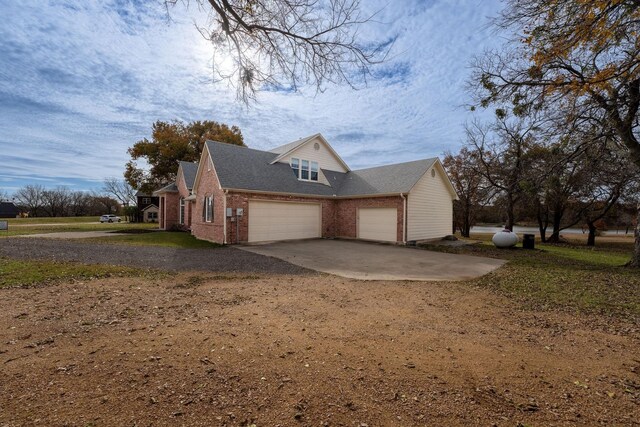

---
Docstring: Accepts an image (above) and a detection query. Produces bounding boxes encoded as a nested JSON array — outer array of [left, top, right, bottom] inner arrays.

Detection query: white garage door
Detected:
[[358, 207, 398, 242], [249, 201, 321, 242]]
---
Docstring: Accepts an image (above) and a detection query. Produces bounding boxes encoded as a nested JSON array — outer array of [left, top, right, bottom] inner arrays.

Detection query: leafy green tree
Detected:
[[125, 120, 244, 194]]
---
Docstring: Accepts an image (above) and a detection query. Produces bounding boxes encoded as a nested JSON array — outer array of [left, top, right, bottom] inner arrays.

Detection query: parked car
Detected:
[[100, 214, 121, 223]]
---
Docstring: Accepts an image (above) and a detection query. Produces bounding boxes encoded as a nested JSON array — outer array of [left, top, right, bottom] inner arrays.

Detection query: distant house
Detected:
[[141, 204, 159, 223], [0, 201, 20, 218], [153, 133, 458, 244], [135, 191, 159, 223]]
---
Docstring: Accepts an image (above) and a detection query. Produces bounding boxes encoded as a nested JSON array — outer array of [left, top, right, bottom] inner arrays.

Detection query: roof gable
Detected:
[[335, 158, 438, 196], [178, 161, 199, 190], [268, 133, 350, 172]]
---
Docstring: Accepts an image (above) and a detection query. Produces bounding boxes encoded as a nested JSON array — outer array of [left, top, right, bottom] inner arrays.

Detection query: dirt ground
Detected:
[[1, 273, 638, 426]]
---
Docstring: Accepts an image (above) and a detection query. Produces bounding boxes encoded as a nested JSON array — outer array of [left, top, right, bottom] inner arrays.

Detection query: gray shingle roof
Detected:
[[153, 182, 178, 194], [333, 159, 437, 196], [206, 140, 438, 197], [179, 161, 198, 190], [207, 141, 337, 196]]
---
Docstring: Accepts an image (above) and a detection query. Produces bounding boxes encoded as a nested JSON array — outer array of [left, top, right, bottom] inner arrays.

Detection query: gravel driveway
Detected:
[[0, 238, 311, 275]]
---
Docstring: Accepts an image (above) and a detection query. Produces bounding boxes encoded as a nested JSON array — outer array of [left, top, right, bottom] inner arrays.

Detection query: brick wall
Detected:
[[221, 192, 404, 243], [176, 173, 192, 230], [190, 161, 225, 244], [335, 196, 405, 242], [161, 192, 181, 230], [225, 192, 338, 243]]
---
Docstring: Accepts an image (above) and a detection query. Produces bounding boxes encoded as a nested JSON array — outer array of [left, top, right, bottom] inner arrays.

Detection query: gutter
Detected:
[[222, 187, 405, 199], [400, 193, 407, 245]]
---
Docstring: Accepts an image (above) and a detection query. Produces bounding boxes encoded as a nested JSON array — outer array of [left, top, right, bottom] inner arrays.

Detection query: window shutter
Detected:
[[202, 197, 206, 221]]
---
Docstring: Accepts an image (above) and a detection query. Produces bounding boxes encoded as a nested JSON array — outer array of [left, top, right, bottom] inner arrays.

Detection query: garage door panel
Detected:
[[249, 201, 321, 242], [358, 208, 397, 242]]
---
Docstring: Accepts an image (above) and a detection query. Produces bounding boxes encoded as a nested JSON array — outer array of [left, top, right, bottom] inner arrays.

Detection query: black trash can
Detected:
[[523, 233, 535, 249]]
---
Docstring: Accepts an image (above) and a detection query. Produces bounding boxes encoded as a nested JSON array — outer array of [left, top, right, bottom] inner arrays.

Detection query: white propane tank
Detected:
[[492, 229, 519, 248]]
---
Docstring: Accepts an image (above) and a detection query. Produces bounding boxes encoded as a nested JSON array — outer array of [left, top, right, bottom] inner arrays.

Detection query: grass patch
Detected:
[[89, 231, 221, 248], [0, 258, 155, 288], [6, 216, 100, 224], [421, 236, 640, 320], [3, 222, 158, 237]]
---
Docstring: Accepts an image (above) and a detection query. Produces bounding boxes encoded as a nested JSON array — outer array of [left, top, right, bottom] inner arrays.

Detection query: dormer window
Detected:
[[291, 158, 300, 177], [290, 158, 319, 182]]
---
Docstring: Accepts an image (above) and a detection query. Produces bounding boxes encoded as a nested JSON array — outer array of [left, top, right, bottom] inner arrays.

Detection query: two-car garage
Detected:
[[247, 200, 398, 243]]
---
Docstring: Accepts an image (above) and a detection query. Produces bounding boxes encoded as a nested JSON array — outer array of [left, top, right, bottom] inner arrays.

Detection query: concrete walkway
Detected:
[[238, 239, 506, 281]]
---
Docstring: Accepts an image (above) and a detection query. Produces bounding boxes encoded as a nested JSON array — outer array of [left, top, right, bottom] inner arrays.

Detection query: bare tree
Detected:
[[103, 178, 136, 207], [68, 191, 92, 217], [41, 187, 72, 217], [0, 189, 10, 201], [166, 0, 389, 102], [465, 114, 543, 231], [91, 191, 121, 215], [443, 147, 488, 237], [13, 184, 45, 217]]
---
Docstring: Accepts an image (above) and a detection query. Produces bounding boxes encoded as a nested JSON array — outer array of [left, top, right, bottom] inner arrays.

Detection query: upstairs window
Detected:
[[290, 157, 319, 182]]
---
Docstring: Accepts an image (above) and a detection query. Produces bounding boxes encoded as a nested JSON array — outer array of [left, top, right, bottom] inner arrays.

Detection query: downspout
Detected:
[[223, 189, 228, 245], [400, 193, 407, 245]]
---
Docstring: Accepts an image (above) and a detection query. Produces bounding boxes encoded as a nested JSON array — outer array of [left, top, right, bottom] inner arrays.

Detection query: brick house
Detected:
[[156, 133, 458, 244], [153, 161, 198, 230]]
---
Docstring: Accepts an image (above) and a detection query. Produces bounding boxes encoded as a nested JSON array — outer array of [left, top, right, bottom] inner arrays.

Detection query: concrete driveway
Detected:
[[238, 239, 506, 281]]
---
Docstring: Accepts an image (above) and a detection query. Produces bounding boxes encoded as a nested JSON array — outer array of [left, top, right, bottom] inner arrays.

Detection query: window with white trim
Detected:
[[205, 196, 213, 222], [290, 158, 319, 182], [179, 197, 185, 224]]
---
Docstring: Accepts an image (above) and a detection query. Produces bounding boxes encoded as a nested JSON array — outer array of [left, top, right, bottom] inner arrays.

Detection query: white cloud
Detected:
[[0, 0, 503, 191]]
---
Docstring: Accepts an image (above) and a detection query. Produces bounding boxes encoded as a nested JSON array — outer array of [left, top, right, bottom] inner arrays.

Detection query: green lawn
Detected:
[[6, 216, 100, 224], [421, 236, 640, 320], [0, 258, 158, 288], [2, 222, 158, 237], [88, 231, 220, 248]]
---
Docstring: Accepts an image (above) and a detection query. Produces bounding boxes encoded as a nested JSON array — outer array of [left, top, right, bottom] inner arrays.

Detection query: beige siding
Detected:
[[358, 207, 397, 242], [277, 136, 348, 176], [248, 200, 321, 242], [407, 164, 454, 241]]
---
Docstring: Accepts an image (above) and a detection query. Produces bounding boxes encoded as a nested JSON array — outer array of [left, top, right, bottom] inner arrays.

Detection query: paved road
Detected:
[[0, 238, 311, 275]]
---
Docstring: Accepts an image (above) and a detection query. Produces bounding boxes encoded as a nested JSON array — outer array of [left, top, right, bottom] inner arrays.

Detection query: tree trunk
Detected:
[[548, 209, 563, 243], [538, 223, 547, 243], [587, 222, 597, 247], [628, 203, 640, 267], [536, 203, 548, 243], [505, 197, 515, 231]]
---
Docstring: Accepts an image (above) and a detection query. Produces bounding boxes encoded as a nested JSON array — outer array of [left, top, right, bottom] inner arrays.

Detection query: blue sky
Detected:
[[0, 0, 503, 194]]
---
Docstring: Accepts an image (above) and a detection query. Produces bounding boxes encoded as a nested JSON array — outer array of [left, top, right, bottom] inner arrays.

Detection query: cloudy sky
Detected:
[[0, 0, 503, 193]]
